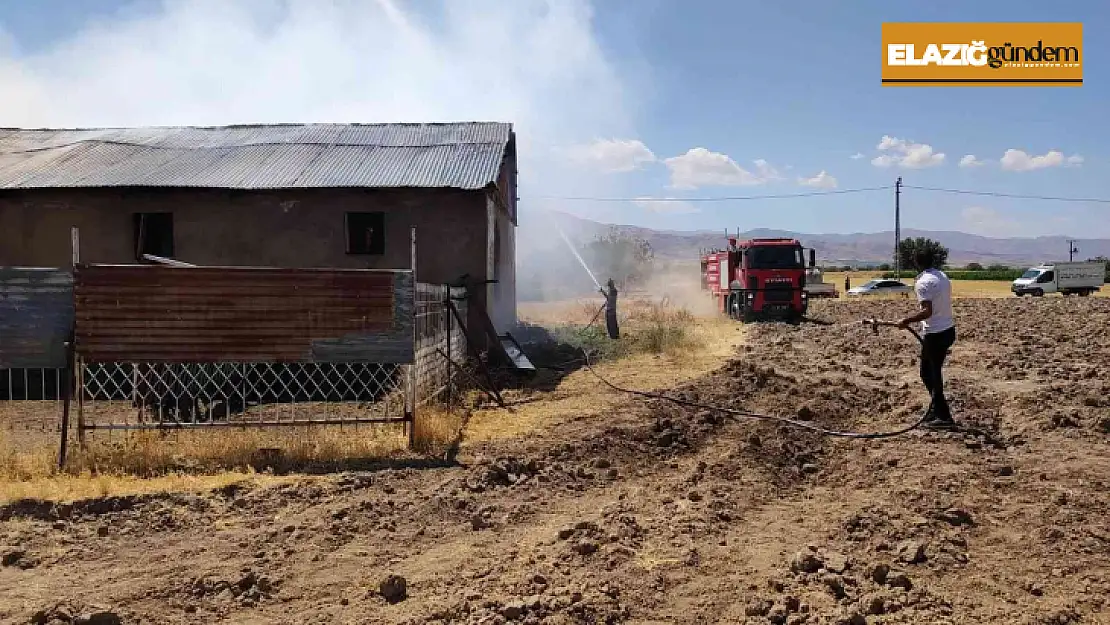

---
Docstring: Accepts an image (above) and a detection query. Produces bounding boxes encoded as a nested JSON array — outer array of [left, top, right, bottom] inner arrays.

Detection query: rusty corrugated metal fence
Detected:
[[2, 262, 473, 462], [74, 265, 414, 363]]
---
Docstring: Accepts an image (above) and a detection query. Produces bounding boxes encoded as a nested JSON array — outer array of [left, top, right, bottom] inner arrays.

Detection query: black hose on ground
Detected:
[[576, 304, 939, 440]]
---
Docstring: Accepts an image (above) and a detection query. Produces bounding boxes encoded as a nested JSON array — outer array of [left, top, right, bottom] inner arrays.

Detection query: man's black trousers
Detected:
[[920, 326, 956, 420]]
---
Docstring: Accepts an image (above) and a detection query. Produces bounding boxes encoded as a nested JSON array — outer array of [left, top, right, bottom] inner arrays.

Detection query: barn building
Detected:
[[0, 122, 518, 334]]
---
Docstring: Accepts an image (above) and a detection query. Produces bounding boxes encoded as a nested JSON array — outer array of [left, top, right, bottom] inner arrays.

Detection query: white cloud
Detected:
[[663, 148, 780, 189], [798, 170, 838, 189], [564, 138, 655, 172], [0, 0, 639, 220], [753, 158, 784, 181], [872, 135, 945, 169], [632, 197, 699, 214], [871, 154, 896, 168], [999, 149, 1084, 171], [1000, 149, 1062, 171], [850, 152, 865, 160], [959, 154, 985, 168]]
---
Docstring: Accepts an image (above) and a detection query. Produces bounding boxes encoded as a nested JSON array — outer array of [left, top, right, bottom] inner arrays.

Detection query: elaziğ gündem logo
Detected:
[[881, 23, 1083, 87]]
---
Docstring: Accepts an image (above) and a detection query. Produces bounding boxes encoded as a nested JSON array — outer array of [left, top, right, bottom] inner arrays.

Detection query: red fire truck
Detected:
[[699, 237, 815, 321]]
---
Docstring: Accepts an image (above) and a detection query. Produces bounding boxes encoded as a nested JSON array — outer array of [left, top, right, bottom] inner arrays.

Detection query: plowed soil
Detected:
[[2, 298, 1108, 625]]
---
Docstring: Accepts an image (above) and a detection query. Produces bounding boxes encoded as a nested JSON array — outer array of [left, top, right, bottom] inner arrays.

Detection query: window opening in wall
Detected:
[[132, 212, 174, 260], [345, 212, 385, 255]]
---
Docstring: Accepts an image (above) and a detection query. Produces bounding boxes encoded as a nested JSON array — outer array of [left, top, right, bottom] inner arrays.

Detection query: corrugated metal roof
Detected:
[[0, 122, 512, 190]]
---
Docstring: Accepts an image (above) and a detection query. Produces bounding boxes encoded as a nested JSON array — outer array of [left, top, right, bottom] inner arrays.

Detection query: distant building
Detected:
[[0, 122, 519, 334]]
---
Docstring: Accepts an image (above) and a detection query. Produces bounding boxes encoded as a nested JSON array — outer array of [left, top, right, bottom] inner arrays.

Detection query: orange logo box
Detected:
[[882, 23, 1082, 87]]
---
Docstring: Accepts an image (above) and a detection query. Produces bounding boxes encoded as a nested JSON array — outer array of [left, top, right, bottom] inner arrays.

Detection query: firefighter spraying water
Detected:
[[603, 278, 619, 339], [549, 215, 621, 340]]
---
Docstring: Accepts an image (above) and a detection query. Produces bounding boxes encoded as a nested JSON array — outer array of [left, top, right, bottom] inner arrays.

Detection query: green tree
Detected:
[[896, 237, 949, 271], [986, 263, 1011, 272], [964, 262, 984, 271], [877, 263, 892, 272], [581, 227, 655, 290]]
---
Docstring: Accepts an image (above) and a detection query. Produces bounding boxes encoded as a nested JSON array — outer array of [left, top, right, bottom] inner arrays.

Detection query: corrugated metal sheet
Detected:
[[74, 265, 415, 364], [0, 268, 74, 368], [0, 122, 512, 190]]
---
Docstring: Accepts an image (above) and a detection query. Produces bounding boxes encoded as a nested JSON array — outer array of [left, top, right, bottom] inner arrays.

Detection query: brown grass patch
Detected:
[[411, 404, 468, 457], [466, 298, 743, 443], [0, 421, 415, 503]]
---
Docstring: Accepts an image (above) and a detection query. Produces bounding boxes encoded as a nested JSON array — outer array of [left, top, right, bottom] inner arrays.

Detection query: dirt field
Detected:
[[2, 296, 1109, 625]]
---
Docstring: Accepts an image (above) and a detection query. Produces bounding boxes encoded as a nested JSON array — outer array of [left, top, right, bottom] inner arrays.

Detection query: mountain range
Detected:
[[536, 211, 1110, 267], [515, 211, 1110, 301]]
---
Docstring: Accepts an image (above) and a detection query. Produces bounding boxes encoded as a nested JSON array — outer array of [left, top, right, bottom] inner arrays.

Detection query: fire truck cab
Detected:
[[701, 237, 810, 322]]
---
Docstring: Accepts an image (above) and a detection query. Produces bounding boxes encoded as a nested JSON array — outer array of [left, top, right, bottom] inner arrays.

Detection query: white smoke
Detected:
[[0, 0, 644, 299]]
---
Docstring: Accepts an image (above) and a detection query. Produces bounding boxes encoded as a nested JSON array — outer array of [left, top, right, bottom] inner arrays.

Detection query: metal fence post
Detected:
[[406, 226, 417, 450], [444, 284, 452, 407], [58, 331, 74, 469], [70, 227, 87, 450]]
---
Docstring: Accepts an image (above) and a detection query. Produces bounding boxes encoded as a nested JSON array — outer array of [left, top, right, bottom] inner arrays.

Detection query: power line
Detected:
[[528, 185, 893, 203], [904, 184, 1110, 204], [527, 183, 1110, 205]]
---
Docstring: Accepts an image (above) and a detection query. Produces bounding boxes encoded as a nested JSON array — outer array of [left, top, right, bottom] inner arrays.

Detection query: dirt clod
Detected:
[[73, 612, 123, 625], [379, 574, 408, 604], [745, 598, 773, 617], [1, 549, 24, 567], [825, 551, 849, 573], [869, 563, 890, 585], [571, 540, 598, 556], [937, 508, 975, 526], [822, 573, 846, 598], [791, 551, 824, 574], [887, 572, 913, 591], [897, 541, 927, 564]]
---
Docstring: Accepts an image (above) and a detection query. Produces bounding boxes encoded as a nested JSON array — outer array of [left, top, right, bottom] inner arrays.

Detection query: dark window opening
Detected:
[[1038, 271, 1055, 284], [345, 212, 385, 255], [132, 212, 174, 260]]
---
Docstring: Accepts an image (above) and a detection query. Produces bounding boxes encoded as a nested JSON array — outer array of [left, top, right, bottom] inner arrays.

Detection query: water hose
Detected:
[[576, 305, 940, 439]]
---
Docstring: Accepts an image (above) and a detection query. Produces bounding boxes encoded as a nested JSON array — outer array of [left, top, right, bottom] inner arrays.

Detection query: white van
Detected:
[[1011, 262, 1105, 297]]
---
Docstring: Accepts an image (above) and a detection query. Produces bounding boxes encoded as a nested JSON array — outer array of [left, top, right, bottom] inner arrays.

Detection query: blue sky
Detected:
[[0, 0, 1107, 237]]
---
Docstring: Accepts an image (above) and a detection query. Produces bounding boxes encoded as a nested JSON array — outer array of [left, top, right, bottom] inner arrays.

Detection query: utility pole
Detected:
[[894, 177, 902, 281], [1068, 239, 1079, 262]]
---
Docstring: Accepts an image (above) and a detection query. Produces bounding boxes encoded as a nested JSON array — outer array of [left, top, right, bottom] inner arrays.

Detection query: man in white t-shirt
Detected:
[[898, 247, 957, 427]]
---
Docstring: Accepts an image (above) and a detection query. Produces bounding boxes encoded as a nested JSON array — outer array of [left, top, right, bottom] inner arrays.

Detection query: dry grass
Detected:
[[411, 405, 467, 457], [467, 297, 743, 443], [0, 422, 412, 503], [619, 298, 703, 356], [69, 425, 408, 475], [524, 295, 707, 358], [0, 466, 263, 505]]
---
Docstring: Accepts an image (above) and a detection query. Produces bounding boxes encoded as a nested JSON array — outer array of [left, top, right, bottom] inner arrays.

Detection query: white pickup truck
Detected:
[[1011, 262, 1105, 297]]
